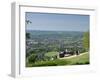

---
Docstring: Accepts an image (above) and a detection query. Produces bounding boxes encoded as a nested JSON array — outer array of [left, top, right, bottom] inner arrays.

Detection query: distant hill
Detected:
[[26, 30, 84, 39]]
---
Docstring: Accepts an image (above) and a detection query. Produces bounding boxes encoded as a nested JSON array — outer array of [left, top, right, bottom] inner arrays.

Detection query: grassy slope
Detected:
[[26, 52, 89, 67], [45, 51, 58, 57], [66, 52, 89, 65]]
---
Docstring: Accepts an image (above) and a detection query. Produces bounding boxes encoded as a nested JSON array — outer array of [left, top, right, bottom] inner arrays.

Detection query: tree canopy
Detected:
[[83, 32, 89, 51]]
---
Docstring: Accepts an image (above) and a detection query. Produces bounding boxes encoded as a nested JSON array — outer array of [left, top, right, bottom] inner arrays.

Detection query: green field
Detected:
[[65, 52, 89, 65], [26, 52, 89, 67], [45, 51, 58, 57]]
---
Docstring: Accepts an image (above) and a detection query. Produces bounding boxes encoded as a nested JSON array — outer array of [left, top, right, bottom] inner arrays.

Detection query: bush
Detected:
[[30, 59, 71, 67], [28, 54, 37, 63]]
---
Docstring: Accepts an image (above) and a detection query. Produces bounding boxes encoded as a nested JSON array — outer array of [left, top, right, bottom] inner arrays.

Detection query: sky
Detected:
[[25, 12, 89, 32]]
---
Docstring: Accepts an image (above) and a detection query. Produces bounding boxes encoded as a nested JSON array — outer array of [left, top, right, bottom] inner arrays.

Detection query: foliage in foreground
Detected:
[[26, 52, 89, 67], [83, 32, 89, 50]]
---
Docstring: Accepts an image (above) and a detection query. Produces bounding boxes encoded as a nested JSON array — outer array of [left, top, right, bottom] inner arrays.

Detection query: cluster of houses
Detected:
[[47, 49, 80, 61], [58, 49, 80, 58]]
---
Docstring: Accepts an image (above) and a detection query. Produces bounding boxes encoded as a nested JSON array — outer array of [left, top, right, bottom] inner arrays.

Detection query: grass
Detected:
[[65, 52, 89, 65], [26, 52, 89, 67], [45, 51, 58, 57]]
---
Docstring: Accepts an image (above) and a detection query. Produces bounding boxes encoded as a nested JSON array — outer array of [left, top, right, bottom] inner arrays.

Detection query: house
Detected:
[[59, 49, 76, 58]]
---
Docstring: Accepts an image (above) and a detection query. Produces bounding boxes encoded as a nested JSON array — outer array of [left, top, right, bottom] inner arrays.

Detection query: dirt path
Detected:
[[59, 52, 88, 59]]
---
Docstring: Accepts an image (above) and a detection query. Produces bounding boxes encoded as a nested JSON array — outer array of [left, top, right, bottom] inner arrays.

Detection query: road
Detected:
[[59, 52, 88, 59]]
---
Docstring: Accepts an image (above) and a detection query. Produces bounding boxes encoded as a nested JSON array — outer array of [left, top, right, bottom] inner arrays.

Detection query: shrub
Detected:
[[28, 54, 37, 63], [31, 59, 71, 67]]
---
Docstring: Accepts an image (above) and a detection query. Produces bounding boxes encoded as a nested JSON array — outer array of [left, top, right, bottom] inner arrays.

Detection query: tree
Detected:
[[26, 33, 30, 39], [28, 54, 37, 63], [26, 20, 32, 39], [83, 32, 89, 51], [26, 20, 32, 24]]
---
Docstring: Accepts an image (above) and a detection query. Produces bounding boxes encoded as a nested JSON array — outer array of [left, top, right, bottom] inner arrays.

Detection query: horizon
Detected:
[[26, 29, 88, 32]]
